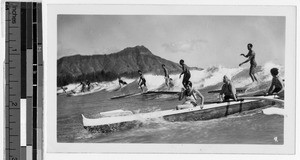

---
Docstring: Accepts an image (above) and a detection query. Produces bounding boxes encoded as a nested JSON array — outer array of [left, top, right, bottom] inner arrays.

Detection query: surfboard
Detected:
[[143, 91, 180, 94], [110, 92, 143, 100], [110, 90, 181, 100]]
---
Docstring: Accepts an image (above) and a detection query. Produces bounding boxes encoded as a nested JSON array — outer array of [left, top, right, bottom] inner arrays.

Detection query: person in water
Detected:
[[86, 80, 91, 91], [219, 75, 238, 102], [80, 81, 86, 92], [177, 81, 204, 110], [162, 64, 170, 89], [138, 70, 147, 92], [266, 68, 284, 96], [179, 59, 191, 88], [118, 77, 127, 87], [239, 43, 258, 82]]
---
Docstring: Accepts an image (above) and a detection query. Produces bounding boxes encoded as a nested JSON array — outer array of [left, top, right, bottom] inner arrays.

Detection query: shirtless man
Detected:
[[162, 64, 170, 89], [179, 59, 191, 88], [239, 43, 258, 82], [266, 68, 284, 96], [219, 75, 238, 102], [177, 81, 204, 110], [138, 70, 147, 92]]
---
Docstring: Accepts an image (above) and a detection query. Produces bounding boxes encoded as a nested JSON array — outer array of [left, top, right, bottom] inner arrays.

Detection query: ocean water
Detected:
[[57, 62, 284, 144]]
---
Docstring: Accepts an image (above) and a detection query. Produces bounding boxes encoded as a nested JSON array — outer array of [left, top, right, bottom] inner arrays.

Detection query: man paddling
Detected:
[[179, 59, 191, 88], [266, 68, 284, 97], [177, 81, 204, 110], [162, 64, 170, 89], [219, 75, 238, 102], [239, 43, 258, 82], [138, 70, 147, 92]]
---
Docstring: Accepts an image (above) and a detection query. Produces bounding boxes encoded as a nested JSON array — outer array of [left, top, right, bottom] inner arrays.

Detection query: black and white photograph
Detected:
[[57, 14, 286, 144], [45, 3, 297, 155]]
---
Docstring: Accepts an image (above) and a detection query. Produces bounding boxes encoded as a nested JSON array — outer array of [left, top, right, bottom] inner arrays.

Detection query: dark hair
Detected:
[[248, 43, 253, 48], [270, 68, 279, 76], [179, 59, 184, 64], [162, 64, 165, 67], [138, 70, 142, 73]]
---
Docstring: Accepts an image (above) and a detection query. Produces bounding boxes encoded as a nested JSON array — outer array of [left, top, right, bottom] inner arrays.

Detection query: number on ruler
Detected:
[[11, 102, 18, 106]]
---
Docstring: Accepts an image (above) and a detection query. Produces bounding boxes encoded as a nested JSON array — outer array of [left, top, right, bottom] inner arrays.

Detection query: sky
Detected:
[[57, 15, 285, 68]]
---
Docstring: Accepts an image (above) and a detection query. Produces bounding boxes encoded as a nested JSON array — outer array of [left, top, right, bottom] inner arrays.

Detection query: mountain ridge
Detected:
[[57, 45, 202, 86]]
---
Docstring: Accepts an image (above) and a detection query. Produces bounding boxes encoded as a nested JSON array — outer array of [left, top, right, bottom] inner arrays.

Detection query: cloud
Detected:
[[162, 39, 208, 53]]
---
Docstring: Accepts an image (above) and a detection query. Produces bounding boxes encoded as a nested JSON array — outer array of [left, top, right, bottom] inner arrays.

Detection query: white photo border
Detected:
[[45, 4, 296, 154]]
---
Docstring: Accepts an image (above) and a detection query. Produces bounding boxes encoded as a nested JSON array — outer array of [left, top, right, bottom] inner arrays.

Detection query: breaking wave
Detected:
[[58, 62, 284, 95]]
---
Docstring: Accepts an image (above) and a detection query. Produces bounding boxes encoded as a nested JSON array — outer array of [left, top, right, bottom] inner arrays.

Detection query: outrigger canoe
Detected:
[[82, 95, 282, 133]]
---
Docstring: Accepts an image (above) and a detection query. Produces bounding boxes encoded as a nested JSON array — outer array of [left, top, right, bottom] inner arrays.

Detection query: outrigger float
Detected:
[[82, 95, 283, 133]]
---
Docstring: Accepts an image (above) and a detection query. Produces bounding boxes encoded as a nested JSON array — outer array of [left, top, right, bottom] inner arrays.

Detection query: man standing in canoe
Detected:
[[266, 68, 284, 97], [239, 43, 258, 82], [179, 59, 191, 88], [219, 75, 238, 102], [138, 70, 147, 92], [162, 64, 170, 89], [177, 81, 204, 110]]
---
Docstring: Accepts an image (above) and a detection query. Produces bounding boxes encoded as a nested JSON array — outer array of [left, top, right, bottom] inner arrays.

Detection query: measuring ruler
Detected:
[[5, 2, 43, 160]]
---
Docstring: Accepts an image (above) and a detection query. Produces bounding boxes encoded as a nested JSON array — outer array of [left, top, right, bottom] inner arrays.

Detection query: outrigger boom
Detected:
[[82, 95, 282, 133]]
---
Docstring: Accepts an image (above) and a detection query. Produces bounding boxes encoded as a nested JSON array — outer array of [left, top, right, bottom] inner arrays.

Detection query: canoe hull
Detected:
[[82, 97, 276, 133], [163, 100, 273, 122]]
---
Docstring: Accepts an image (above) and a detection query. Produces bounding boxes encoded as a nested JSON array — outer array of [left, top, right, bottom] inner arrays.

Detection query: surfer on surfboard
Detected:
[[219, 75, 238, 102], [80, 81, 86, 92], [179, 59, 191, 88], [86, 80, 91, 91], [239, 43, 258, 82], [138, 70, 147, 92], [177, 81, 204, 110]]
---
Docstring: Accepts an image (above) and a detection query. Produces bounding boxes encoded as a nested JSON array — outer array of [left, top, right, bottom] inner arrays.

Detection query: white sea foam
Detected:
[[58, 62, 284, 94], [233, 62, 285, 88]]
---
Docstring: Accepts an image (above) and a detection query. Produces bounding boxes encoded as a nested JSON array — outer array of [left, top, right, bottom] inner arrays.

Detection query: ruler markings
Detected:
[[6, 2, 43, 160]]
